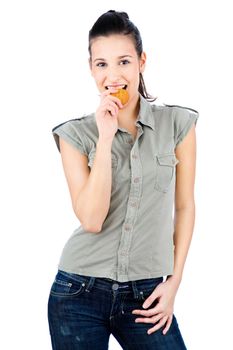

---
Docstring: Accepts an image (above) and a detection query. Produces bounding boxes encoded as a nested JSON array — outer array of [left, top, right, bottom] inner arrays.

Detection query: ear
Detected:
[[139, 51, 146, 73], [88, 58, 93, 75]]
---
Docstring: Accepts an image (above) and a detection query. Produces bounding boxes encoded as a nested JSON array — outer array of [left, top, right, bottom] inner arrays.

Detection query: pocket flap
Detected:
[[156, 154, 179, 166]]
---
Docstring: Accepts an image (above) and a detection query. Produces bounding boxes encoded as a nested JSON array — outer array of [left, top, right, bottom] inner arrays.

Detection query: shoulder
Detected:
[[148, 100, 199, 147], [51, 112, 96, 154], [150, 102, 199, 126], [162, 103, 198, 114], [151, 101, 199, 117], [160, 104, 199, 147], [162, 103, 199, 123], [52, 112, 95, 133]]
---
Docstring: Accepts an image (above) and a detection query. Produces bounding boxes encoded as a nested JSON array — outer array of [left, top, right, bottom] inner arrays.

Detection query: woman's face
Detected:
[[89, 34, 146, 104]]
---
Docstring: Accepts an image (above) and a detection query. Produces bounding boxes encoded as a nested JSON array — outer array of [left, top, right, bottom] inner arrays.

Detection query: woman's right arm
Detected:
[[59, 137, 113, 233], [59, 88, 122, 233]]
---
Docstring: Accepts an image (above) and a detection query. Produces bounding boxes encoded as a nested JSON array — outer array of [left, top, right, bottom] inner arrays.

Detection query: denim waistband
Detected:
[[57, 269, 164, 298]]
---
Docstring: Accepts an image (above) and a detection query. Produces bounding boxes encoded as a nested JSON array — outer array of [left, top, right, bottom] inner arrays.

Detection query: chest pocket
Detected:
[[87, 149, 118, 190], [154, 153, 179, 193]]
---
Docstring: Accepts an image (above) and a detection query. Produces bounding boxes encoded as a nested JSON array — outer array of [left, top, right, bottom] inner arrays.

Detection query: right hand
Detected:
[[95, 88, 123, 142]]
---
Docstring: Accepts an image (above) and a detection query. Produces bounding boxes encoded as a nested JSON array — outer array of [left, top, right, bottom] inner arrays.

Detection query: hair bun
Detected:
[[107, 10, 129, 20], [120, 11, 129, 19]]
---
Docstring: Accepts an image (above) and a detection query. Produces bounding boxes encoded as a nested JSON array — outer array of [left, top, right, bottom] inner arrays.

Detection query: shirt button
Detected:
[[134, 177, 140, 183], [131, 202, 137, 207], [125, 225, 131, 231], [132, 154, 138, 159]]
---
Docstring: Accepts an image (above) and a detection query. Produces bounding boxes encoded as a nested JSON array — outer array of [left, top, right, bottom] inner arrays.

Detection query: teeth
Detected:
[[106, 84, 127, 90]]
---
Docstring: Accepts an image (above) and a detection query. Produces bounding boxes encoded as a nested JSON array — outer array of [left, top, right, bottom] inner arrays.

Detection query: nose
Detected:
[[106, 65, 121, 81]]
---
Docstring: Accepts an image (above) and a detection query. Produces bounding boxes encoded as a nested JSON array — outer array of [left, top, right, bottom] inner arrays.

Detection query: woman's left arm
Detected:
[[169, 120, 197, 283], [132, 123, 197, 335]]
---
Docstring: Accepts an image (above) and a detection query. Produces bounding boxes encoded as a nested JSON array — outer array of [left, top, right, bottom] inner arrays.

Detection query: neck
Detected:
[[117, 93, 140, 129]]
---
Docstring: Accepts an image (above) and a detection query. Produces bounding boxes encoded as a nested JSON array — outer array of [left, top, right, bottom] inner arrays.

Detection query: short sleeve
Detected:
[[52, 118, 88, 155], [174, 107, 199, 147]]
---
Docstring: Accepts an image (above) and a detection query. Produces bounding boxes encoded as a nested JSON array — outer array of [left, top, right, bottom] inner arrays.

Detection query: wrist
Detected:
[[97, 137, 113, 146], [166, 274, 182, 287], [97, 138, 113, 150]]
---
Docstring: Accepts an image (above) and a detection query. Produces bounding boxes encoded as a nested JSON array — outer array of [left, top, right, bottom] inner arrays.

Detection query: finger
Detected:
[[106, 106, 117, 117], [162, 314, 173, 335], [100, 101, 119, 116], [132, 304, 163, 317], [100, 91, 124, 109], [147, 315, 168, 335], [107, 103, 119, 116], [135, 312, 164, 324], [99, 104, 117, 117], [100, 88, 120, 99], [107, 96, 123, 109], [142, 294, 159, 309], [132, 309, 154, 316], [103, 100, 119, 112], [100, 87, 119, 97]]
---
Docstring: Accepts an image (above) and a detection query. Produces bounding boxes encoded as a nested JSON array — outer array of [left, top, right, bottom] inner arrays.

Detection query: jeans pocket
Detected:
[[154, 153, 179, 193], [49, 271, 86, 298], [122, 278, 163, 314], [138, 278, 163, 301]]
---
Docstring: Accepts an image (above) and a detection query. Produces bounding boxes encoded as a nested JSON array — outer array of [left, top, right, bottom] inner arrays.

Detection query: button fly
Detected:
[[112, 283, 119, 291]]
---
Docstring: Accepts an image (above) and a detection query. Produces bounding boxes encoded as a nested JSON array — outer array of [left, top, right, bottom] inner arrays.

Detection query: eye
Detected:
[[96, 62, 106, 67], [120, 60, 130, 65]]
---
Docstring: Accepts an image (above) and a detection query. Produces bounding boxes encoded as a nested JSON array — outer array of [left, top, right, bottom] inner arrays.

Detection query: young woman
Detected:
[[47, 10, 199, 349]]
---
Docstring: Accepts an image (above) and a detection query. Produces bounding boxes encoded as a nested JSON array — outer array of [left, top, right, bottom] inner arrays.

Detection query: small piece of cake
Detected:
[[110, 88, 129, 105]]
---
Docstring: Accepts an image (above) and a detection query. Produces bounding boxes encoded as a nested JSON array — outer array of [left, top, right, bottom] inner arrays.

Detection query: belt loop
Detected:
[[131, 281, 139, 299], [85, 277, 95, 292]]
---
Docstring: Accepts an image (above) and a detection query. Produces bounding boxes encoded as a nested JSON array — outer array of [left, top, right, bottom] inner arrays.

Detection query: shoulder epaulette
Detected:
[[52, 115, 88, 132], [164, 104, 198, 114]]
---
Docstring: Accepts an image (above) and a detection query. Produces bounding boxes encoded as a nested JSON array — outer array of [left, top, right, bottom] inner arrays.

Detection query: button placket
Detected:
[[117, 130, 143, 281]]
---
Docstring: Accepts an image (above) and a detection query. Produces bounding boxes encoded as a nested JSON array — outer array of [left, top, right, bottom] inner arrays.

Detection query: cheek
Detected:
[[92, 72, 104, 86], [130, 74, 140, 90], [129, 67, 140, 83], [91, 67, 102, 79]]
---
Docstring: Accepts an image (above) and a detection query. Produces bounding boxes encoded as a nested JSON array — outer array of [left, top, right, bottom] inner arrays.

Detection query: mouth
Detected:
[[105, 84, 127, 90]]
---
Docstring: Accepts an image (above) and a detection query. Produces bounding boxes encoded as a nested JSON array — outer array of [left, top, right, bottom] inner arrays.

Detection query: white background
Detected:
[[1, 0, 232, 349]]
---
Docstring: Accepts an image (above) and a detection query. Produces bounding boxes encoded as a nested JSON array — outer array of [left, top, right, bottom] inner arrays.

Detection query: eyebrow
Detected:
[[93, 55, 133, 63]]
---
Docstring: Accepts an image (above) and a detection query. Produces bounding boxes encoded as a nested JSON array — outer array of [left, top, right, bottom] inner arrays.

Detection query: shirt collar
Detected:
[[136, 93, 156, 131], [117, 93, 157, 132]]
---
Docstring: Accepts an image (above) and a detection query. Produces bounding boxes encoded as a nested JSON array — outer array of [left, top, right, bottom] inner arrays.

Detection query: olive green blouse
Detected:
[[52, 94, 199, 282]]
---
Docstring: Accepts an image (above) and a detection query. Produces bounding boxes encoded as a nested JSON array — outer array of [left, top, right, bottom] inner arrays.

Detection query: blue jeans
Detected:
[[47, 269, 187, 349]]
